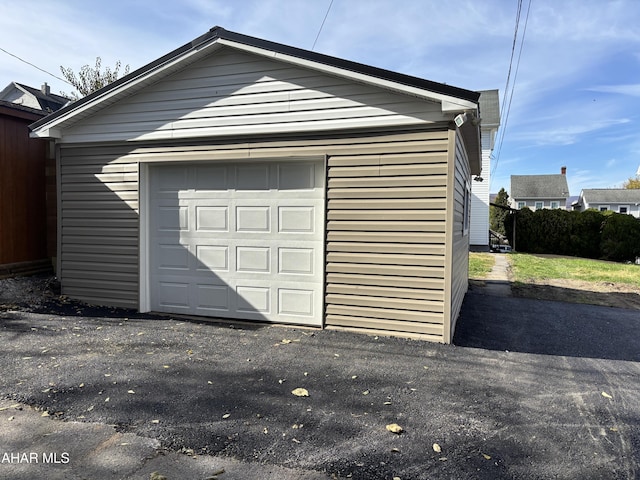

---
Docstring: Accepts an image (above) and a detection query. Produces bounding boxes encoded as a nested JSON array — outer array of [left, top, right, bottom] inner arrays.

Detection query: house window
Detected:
[[517, 201, 525, 209], [535, 201, 543, 210], [619, 206, 629, 214], [551, 201, 559, 209], [599, 205, 609, 212]]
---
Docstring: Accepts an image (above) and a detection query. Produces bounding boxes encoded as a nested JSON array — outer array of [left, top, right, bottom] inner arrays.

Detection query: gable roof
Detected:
[[30, 26, 480, 135], [0, 100, 47, 121], [0, 82, 69, 113], [478, 89, 500, 128], [511, 174, 570, 199], [581, 188, 640, 204]]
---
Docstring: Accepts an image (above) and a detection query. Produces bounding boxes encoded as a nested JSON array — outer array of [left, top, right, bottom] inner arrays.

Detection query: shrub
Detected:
[[569, 209, 603, 258], [600, 213, 640, 261]]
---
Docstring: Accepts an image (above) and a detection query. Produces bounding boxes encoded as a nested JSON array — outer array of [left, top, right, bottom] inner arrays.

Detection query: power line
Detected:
[[312, 0, 334, 51], [0, 46, 73, 86], [491, 0, 532, 189]]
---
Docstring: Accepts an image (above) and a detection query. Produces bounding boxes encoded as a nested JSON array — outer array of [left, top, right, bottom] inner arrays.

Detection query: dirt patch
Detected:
[[511, 278, 640, 310]]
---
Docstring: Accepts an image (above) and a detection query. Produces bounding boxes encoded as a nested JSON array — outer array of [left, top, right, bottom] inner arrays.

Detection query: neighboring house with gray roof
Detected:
[[470, 89, 500, 250], [510, 167, 570, 210], [0, 82, 69, 113], [574, 189, 640, 218]]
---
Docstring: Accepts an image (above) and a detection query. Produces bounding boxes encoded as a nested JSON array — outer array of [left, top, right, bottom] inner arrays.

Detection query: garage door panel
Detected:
[[158, 282, 190, 310], [150, 160, 324, 325], [236, 285, 271, 313], [194, 165, 228, 190], [236, 164, 270, 190], [196, 206, 229, 231], [195, 284, 230, 312], [278, 288, 315, 316], [159, 206, 188, 231], [278, 163, 316, 190], [236, 246, 271, 273], [278, 206, 316, 233], [236, 206, 270, 232], [278, 247, 314, 274], [157, 245, 190, 271], [195, 245, 229, 272]]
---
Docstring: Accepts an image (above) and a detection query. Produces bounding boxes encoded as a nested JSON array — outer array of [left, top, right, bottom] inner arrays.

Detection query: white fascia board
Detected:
[[217, 38, 478, 114], [31, 40, 224, 138], [30, 127, 61, 139]]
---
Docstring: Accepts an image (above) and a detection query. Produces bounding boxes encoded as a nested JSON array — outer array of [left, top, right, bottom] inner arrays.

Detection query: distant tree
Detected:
[[60, 57, 130, 100], [622, 176, 640, 189], [490, 187, 510, 235]]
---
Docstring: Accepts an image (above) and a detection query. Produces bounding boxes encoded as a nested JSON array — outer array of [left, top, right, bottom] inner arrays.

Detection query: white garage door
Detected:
[[149, 160, 325, 326]]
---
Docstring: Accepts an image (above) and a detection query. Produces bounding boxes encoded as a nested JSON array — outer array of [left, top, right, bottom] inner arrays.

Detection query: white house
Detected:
[[469, 89, 500, 250], [575, 189, 640, 218], [510, 167, 570, 210]]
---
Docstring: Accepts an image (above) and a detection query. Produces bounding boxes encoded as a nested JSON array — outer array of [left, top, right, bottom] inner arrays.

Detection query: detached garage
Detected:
[[31, 27, 483, 343]]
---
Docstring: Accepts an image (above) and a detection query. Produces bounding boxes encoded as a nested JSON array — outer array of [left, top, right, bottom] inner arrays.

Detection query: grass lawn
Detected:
[[469, 252, 495, 279], [509, 253, 640, 286]]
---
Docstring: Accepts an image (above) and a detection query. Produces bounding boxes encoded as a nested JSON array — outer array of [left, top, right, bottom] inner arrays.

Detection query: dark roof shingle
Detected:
[[511, 174, 570, 199]]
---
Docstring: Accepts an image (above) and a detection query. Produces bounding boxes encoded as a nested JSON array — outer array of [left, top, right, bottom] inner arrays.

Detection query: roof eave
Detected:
[[30, 26, 482, 139]]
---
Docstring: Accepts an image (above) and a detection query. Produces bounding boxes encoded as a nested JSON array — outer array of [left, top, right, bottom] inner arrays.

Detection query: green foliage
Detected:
[[600, 212, 640, 261], [622, 176, 640, 189], [569, 209, 603, 258], [60, 57, 130, 100], [506, 207, 640, 262], [490, 187, 509, 235]]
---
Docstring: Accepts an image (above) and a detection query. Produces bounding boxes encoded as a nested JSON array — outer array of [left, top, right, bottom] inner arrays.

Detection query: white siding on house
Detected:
[[60, 48, 447, 144], [469, 129, 491, 247]]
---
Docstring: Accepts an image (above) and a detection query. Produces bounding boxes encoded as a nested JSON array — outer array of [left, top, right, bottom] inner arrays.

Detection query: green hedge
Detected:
[[504, 208, 640, 262]]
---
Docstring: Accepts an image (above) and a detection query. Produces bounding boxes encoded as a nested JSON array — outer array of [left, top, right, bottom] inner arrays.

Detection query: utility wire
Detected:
[[312, 0, 334, 51], [0, 46, 73, 86], [491, 0, 532, 189]]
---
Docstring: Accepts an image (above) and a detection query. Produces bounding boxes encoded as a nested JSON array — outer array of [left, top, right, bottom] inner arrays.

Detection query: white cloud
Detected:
[[587, 84, 640, 97]]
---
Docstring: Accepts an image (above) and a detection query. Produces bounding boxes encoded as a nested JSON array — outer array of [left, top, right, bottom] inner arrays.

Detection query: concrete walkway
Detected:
[[0, 399, 330, 480], [481, 253, 512, 296]]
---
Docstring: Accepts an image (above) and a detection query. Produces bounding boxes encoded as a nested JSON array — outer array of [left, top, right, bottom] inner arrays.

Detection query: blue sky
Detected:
[[1, 0, 639, 196]]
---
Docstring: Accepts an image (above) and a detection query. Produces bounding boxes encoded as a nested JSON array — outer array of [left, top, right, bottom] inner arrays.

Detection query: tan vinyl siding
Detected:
[[61, 49, 446, 144], [444, 128, 471, 342], [57, 128, 463, 339], [325, 128, 450, 342], [59, 145, 139, 307]]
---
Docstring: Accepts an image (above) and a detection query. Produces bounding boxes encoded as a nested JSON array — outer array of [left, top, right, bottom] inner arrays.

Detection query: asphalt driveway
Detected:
[[1, 286, 639, 479]]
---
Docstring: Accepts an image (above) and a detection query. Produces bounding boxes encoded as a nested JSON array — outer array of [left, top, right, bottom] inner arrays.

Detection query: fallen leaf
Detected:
[[391, 447, 400, 453], [291, 388, 309, 397], [151, 419, 160, 424], [362, 390, 370, 395], [149, 472, 168, 480], [105, 397, 110, 402], [127, 390, 135, 394], [292, 437, 301, 443], [602, 391, 613, 399], [41, 411, 50, 417], [482, 453, 491, 460], [393, 477, 401, 480], [281, 339, 292, 344], [433, 443, 442, 453], [384, 401, 392, 405], [8, 416, 14, 421], [222, 413, 231, 419], [263, 427, 269, 434], [386, 423, 403, 434], [351, 375, 358, 379], [610, 427, 619, 432], [79, 383, 85, 388]]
